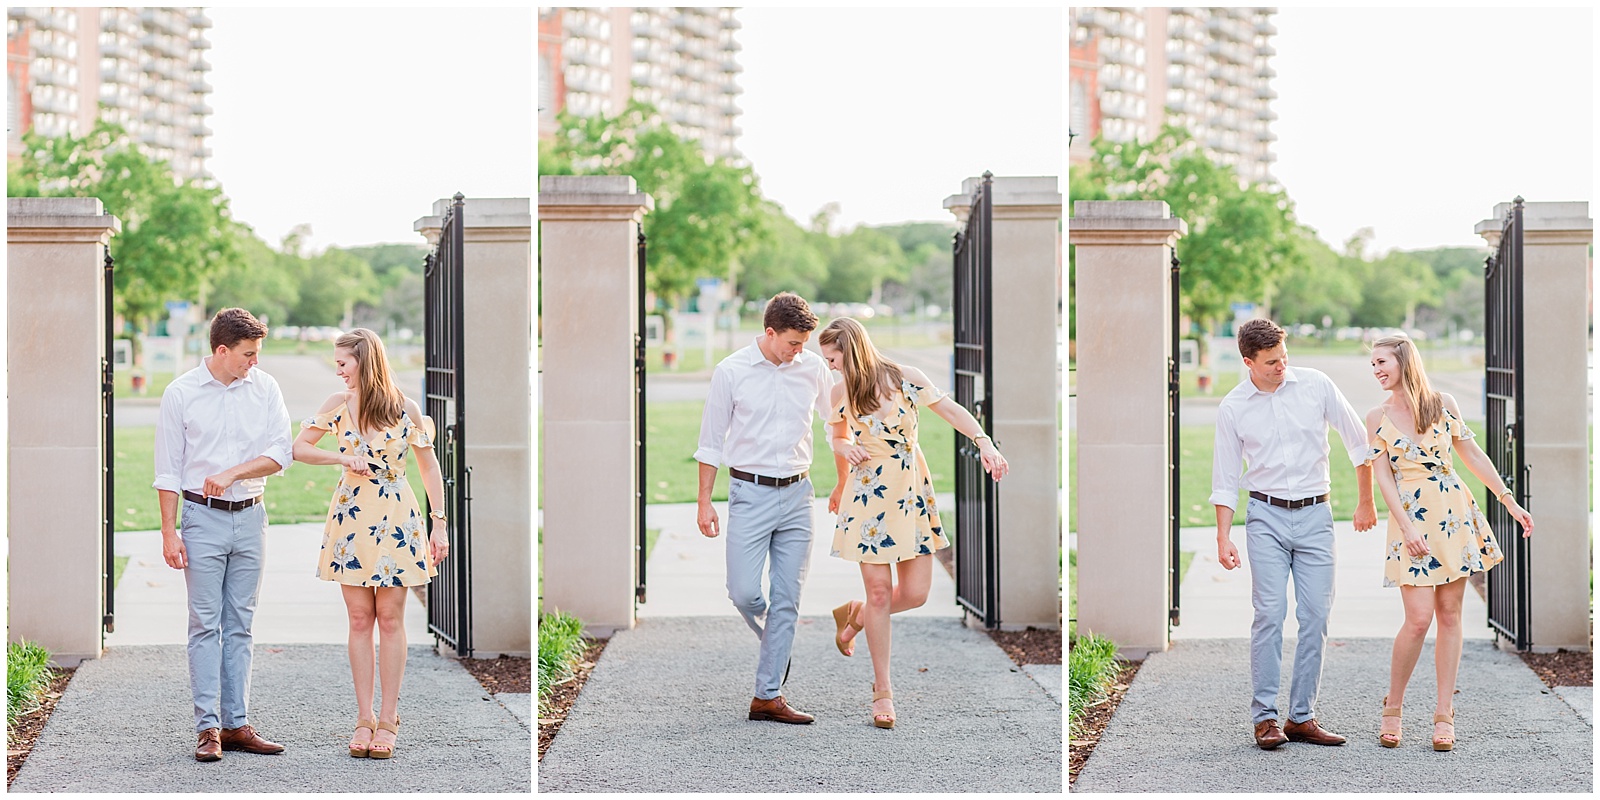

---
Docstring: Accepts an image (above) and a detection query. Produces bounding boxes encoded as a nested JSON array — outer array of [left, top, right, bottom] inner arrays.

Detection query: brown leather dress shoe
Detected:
[[1284, 717, 1346, 746], [1253, 719, 1288, 749], [220, 724, 286, 754], [748, 696, 815, 724], [195, 728, 222, 762]]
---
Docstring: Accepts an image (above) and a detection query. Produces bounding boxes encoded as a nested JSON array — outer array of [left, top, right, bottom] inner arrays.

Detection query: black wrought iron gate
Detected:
[[102, 247, 116, 635], [424, 193, 472, 657], [1168, 248, 1181, 629], [635, 229, 648, 604], [1484, 197, 1529, 651], [953, 172, 999, 628]]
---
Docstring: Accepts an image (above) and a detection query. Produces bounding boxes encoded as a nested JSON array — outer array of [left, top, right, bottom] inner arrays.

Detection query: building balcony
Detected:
[[35, 37, 73, 60], [1257, 107, 1277, 121], [189, 10, 212, 29], [1101, 45, 1134, 66], [197, 145, 212, 158], [101, 62, 136, 84], [190, 121, 212, 137], [34, 9, 73, 33], [1256, 19, 1277, 36], [141, 82, 161, 97], [189, 35, 211, 50], [1256, 64, 1276, 79], [1256, 85, 1277, 100], [100, 38, 131, 59], [191, 56, 211, 72], [191, 100, 212, 115], [1258, 44, 1277, 57], [1169, 47, 1198, 66], [190, 78, 212, 94], [1256, 128, 1277, 142], [721, 57, 740, 74], [99, 91, 133, 109]]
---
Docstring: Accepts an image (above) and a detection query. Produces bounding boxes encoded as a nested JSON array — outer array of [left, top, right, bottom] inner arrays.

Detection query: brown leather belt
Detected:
[[183, 490, 260, 512], [729, 469, 807, 487], [1249, 491, 1328, 510]]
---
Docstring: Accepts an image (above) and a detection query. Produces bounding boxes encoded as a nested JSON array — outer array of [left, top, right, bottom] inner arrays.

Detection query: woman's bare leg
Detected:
[[860, 563, 895, 721], [341, 585, 377, 748], [840, 555, 935, 652], [1384, 584, 1435, 741], [1432, 578, 1467, 744], [372, 587, 409, 752]]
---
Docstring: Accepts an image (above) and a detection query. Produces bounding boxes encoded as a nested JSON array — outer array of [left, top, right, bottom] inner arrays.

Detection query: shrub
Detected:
[[537, 610, 587, 716], [7, 640, 54, 730], [1067, 632, 1121, 738]]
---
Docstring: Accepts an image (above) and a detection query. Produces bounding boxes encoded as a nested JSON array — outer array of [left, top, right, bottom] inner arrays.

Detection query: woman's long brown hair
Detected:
[[335, 328, 405, 435], [818, 317, 902, 418]]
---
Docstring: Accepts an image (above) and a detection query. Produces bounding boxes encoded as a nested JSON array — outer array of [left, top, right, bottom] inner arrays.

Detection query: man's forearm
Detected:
[[227, 455, 285, 482], [159, 489, 180, 535], [1355, 463, 1374, 504], [1215, 504, 1235, 540], [696, 461, 718, 503]]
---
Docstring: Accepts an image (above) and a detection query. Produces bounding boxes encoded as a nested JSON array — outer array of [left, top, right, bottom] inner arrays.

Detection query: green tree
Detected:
[[1070, 126, 1303, 355], [205, 229, 301, 326], [1271, 230, 1361, 329], [290, 248, 381, 328], [8, 121, 237, 335], [540, 101, 767, 314], [820, 225, 905, 304], [738, 203, 829, 302]]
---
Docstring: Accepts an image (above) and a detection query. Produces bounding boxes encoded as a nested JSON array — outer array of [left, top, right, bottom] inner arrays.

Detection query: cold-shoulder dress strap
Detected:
[[1446, 408, 1476, 440], [302, 403, 346, 432], [901, 376, 947, 408], [405, 412, 437, 448]]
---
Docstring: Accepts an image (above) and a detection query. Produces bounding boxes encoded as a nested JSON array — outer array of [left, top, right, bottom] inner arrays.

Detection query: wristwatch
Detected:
[[429, 509, 447, 522]]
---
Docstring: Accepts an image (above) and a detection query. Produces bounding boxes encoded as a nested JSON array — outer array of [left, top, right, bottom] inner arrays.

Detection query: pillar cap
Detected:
[[943, 175, 1061, 220], [537, 175, 654, 222], [414, 196, 531, 234], [1476, 200, 1592, 241], [7, 197, 122, 243]]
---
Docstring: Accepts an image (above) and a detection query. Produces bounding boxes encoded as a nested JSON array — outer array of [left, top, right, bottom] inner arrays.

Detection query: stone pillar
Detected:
[[1067, 201, 1186, 657], [944, 176, 1063, 630], [1475, 200, 1592, 652], [415, 197, 533, 657], [7, 197, 121, 666], [537, 176, 653, 636]]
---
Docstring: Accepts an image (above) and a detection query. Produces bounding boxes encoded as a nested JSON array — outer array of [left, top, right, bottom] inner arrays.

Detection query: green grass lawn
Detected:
[[643, 400, 955, 504], [113, 426, 425, 531]]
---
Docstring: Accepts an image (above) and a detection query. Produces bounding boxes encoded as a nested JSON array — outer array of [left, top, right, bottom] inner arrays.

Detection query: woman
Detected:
[[292, 328, 449, 759], [1364, 334, 1532, 751], [818, 317, 1008, 728]]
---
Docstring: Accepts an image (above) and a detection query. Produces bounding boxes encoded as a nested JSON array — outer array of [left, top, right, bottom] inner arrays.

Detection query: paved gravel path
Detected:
[[9, 644, 531, 793], [537, 616, 1062, 793], [1073, 637, 1592, 793]]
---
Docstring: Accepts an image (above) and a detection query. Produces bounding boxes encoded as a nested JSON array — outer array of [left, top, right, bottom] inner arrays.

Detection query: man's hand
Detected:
[[1218, 537, 1241, 570], [202, 469, 236, 498], [162, 532, 187, 570], [697, 501, 720, 538], [1352, 501, 1377, 532]]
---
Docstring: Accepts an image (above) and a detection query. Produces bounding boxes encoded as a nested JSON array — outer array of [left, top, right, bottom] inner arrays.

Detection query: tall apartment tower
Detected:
[[7, 7, 214, 181], [538, 7, 743, 163], [1070, 7, 1278, 186]]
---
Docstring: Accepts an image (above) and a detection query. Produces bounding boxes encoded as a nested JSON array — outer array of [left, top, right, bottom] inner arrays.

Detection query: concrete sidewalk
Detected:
[[538, 497, 1063, 792], [1072, 638, 1593, 792], [9, 645, 531, 793], [537, 617, 1061, 792], [9, 523, 532, 792]]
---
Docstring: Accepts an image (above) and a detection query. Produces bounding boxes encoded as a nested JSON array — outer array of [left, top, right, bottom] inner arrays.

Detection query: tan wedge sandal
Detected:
[[368, 717, 400, 759], [349, 718, 377, 758], [1379, 696, 1402, 748], [1432, 710, 1454, 751], [871, 686, 895, 729], [832, 601, 863, 657]]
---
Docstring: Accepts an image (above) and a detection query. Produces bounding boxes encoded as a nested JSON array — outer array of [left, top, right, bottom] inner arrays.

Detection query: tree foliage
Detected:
[[8, 121, 237, 332], [539, 101, 767, 307], [1070, 125, 1303, 334]]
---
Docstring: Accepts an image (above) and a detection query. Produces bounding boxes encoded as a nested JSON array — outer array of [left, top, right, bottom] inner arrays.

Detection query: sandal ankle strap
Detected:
[[1382, 708, 1403, 717], [377, 718, 401, 733], [872, 688, 893, 701], [1433, 713, 1453, 724]]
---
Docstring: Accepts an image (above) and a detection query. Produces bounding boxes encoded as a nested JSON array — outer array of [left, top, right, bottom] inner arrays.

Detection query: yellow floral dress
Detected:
[[303, 402, 438, 587], [1365, 407, 1504, 587], [829, 377, 950, 564]]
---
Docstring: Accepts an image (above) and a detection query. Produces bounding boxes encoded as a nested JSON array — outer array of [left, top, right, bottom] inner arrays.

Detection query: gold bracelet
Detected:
[[1497, 488, 1513, 502]]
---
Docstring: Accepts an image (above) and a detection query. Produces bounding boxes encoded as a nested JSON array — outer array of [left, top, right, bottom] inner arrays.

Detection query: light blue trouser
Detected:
[[181, 498, 267, 733], [724, 476, 815, 701], [1246, 496, 1336, 725]]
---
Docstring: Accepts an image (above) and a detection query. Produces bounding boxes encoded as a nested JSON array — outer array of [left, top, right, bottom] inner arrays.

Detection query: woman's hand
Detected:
[[833, 439, 870, 467], [429, 521, 450, 565], [980, 440, 1009, 481], [828, 483, 845, 514], [343, 455, 372, 477], [1402, 524, 1430, 558], [1503, 497, 1535, 538]]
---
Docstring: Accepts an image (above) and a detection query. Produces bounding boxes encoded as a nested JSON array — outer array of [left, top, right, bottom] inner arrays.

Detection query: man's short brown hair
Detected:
[[762, 292, 818, 334], [209, 307, 268, 352], [1236, 318, 1285, 361]]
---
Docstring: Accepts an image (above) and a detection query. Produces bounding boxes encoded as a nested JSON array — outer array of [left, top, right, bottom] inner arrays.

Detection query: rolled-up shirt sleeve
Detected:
[[693, 365, 733, 468], [1209, 404, 1245, 510], [260, 379, 293, 473], [152, 385, 185, 493], [1323, 375, 1370, 468]]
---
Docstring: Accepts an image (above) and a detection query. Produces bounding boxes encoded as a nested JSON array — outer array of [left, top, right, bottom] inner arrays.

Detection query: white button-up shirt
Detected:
[[153, 359, 293, 501], [694, 337, 834, 478], [1210, 366, 1368, 510]]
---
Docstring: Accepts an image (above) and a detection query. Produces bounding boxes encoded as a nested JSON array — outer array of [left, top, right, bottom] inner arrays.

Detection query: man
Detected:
[[694, 292, 833, 724], [153, 308, 292, 761], [1211, 318, 1377, 750]]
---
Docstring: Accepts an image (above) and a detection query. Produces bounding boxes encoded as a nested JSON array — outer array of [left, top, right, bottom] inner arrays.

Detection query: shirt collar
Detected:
[[200, 356, 257, 388], [1248, 366, 1299, 395], [747, 335, 813, 369]]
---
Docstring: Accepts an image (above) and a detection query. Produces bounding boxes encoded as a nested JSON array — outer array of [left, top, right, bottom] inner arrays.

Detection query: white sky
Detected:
[[1272, 6, 1595, 254], [206, 8, 533, 251], [737, 7, 1063, 230]]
